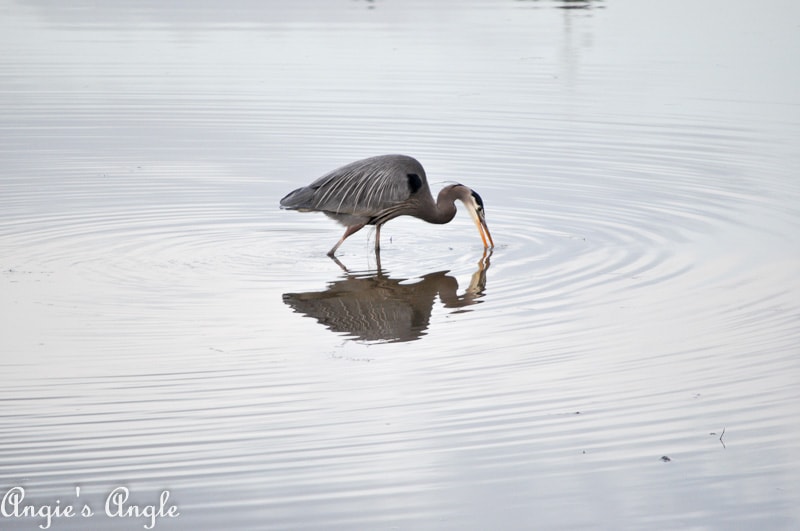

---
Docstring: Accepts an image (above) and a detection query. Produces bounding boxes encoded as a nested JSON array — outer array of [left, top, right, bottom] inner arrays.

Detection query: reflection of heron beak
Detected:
[[469, 207, 495, 249]]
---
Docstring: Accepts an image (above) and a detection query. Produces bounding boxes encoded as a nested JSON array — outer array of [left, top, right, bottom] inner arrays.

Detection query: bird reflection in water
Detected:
[[282, 252, 491, 343]]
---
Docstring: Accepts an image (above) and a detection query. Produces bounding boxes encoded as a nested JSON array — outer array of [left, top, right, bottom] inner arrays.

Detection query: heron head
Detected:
[[456, 186, 494, 249]]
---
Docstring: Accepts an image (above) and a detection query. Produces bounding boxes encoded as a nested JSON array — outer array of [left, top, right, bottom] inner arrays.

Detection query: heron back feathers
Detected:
[[280, 155, 429, 219]]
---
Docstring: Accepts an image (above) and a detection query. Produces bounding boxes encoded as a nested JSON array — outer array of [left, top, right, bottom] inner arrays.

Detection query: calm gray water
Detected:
[[2, 0, 799, 529]]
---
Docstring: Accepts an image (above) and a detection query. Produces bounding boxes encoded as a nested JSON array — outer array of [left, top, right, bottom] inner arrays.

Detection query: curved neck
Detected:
[[421, 188, 459, 225]]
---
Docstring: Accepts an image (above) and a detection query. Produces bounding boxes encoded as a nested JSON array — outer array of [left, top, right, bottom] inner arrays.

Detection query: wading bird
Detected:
[[280, 154, 494, 257]]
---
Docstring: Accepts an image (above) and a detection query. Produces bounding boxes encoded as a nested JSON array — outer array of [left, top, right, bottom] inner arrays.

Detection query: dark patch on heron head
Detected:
[[470, 189, 486, 210], [407, 173, 422, 194]]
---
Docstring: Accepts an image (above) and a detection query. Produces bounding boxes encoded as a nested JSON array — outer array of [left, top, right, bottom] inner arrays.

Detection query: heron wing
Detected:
[[280, 155, 426, 218]]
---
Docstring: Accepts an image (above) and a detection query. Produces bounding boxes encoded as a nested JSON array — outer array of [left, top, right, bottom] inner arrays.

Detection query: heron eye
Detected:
[[471, 190, 485, 210]]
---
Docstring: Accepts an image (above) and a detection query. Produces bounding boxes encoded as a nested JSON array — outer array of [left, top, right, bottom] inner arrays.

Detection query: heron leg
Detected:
[[327, 224, 364, 257], [374, 224, 381, 253]]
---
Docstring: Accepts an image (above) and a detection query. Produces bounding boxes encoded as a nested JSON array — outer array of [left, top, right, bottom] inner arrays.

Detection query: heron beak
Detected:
[[468, 207, 495, 249]]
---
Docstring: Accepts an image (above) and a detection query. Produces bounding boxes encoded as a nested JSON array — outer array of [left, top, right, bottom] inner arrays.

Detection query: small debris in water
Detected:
[[710, 428, 727, 447], [660, 455, 671, 462]]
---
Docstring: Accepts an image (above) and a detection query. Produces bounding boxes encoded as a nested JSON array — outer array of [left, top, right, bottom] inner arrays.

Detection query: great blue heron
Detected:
[[279, 154, 494, 256]]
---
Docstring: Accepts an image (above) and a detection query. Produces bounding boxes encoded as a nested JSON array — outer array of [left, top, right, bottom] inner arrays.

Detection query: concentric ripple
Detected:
[[2, 1, 800, 530]]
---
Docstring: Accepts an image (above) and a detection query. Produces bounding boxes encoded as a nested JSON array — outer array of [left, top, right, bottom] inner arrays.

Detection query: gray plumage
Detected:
[[280, 154, 494, 256]]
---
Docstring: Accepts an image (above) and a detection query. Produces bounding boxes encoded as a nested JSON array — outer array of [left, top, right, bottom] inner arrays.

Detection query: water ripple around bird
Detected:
[[2, 2, 800, 530]]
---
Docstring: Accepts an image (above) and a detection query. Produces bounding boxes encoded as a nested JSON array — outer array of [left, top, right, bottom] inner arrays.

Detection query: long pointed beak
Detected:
[[468, 208, 495, 249], [477, 216, 494, 249]]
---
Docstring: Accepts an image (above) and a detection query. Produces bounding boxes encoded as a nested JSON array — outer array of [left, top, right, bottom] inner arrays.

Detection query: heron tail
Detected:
[[279, 186, 315, 210]]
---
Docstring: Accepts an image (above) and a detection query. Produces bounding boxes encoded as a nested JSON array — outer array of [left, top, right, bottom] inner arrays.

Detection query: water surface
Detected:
[[1, 0, 799, 529]]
